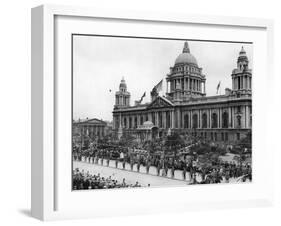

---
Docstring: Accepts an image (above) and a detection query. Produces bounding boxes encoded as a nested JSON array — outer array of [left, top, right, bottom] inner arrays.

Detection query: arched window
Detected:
[[115, 117, 119, 129], [237, 115, 241, 128], [152, 113, 155, 124], [222, 112, 229, 128], [184, 114, 189, 128], [211, 113, 218, 128], [166, 112, 170, 128], [159, 113, 162, 128], [124, 118, 127, 128], [202, 113, 207, 128], [192, 114, 198, 129]]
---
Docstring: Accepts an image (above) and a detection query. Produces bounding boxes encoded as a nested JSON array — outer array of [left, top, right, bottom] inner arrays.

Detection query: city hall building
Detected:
[[112, 42, 252, 143]]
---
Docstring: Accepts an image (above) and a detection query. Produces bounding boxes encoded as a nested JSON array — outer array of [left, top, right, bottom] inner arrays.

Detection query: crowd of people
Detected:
[[72, 168, 143, 190], [73, 145, 252, 185]]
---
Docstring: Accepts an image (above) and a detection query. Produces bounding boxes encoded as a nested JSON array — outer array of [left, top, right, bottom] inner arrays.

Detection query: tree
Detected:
[[118, 133, 136, 147], [164, 132, 185, 156]]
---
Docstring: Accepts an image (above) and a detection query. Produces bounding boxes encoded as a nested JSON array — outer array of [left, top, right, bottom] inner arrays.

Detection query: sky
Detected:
[[73, 35, 253, 121]]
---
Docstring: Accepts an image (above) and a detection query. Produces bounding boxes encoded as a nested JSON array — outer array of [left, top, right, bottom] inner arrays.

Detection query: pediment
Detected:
[[77, 118, 106, 125], [147, 96, 174, 109]]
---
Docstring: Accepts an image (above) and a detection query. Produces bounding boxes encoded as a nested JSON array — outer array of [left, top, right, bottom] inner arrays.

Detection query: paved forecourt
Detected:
[[73, 160, 191, 187]]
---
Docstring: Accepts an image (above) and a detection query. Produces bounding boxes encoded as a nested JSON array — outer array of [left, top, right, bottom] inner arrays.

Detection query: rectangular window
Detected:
[[237, 106, 241, 113], [221, 132, 224, 141], [225, 132, 228, 141], [237, 133, 240, 140]]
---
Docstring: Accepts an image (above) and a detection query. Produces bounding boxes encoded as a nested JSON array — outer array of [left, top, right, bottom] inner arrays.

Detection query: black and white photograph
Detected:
[[72, 35, 252, 190]]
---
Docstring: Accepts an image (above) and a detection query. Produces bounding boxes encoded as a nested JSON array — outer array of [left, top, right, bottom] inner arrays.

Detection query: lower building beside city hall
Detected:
[[112, 42, 252, 143]]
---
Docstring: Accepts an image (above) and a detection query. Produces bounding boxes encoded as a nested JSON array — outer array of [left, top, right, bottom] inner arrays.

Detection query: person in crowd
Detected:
[[157, 162, 161, 176], [130, 158, 134, 171], [182, 165, 187, 180], [171, 165, 175, 178], [122, 158, 126, 170], [146, 160, 150, 174], [137, 160, 140, 172], [164, 163, 169, 177]]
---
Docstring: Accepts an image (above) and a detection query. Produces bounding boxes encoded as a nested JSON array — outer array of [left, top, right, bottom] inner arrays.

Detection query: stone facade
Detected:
[[113, 42, 252, 143], [73, 118, 111, 141]]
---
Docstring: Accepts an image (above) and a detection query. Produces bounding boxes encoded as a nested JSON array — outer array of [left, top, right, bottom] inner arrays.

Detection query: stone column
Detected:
[[155, 111, 159, 127], [132, 115, 135, 129], [228, 107, 231, 128], [148, 112, 152, 122], [209, 109, 212, 128], [198, 110, 201, 129], [192, 79, 194, 91], [158, 112, 161, 128], [177, 109, 181, 128], [250, 77, 252, 89], [189, 110, 193, 129], [219, 108, 222, 128], [171, 110, 175, 129], [126, 116, 129, 129], [232, 107, 235, 128], [163, 111, 166, 128]]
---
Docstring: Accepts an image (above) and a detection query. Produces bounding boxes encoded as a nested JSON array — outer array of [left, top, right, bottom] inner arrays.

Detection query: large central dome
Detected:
[[174, 42, 198, 66]]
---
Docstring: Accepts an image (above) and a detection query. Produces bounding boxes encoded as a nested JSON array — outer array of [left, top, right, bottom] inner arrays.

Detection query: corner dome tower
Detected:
[[231, 46, 252, 95], [119, 77, 127, 91], [174, 42, 198, 66], [115, 77, 131, 108]]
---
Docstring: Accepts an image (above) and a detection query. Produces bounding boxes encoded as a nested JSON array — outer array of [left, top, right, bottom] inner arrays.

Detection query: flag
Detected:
[[139, 92, 146, 102], [216, 81, 221, 94], [154, 79, 163, 93]]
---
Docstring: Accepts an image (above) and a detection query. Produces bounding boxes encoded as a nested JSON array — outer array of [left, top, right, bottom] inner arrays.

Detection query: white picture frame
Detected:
[[31, 4, 274, 221]]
